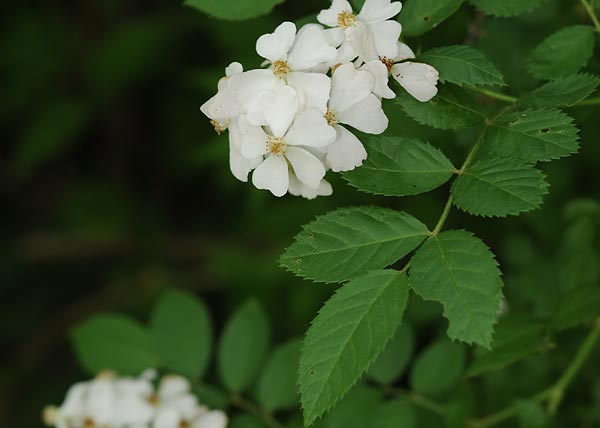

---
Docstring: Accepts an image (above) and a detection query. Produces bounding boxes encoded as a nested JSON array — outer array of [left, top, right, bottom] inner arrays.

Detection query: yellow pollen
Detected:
[[325, 110, 337, 126], [83, 418, 96, 428], [267, 136, 286, 155], [380, 56, 395, 72], [272, 60, 290, 76], [210, 119, 228, 135], [337, 11, 356, 28], [179, 421, 191, 428], [331, 63, 342, 73], [148, 393, 160, 406]]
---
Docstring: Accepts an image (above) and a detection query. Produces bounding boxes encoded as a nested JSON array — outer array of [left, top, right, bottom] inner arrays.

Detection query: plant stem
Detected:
[[230, 394, 283, 428], [471, 88, 518, 104], [573, 96, 600, 107], [468, 317, 600, 428], [580, 0, 600, 32], [384, 386, 446, 416]]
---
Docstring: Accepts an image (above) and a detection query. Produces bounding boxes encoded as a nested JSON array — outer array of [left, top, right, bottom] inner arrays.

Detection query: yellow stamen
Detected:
[[83, 418, 96, 428], [148, 393, 160, 407], [210, 119, 228, 135], [337, 11, 356, 28], [331, 63, 342, 73], [380, 57, 395, 72], [325, 110, 337, 126], [272, 60, 290, 76], [267, 136, 286, 156]]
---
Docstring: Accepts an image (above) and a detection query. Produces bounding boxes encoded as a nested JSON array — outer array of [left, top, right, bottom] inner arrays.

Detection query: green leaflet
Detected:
[[410, 339, 466, 396], [469, 0, 549, 17], [150, 290, 213, 378], [519, 74, 600, 108], [299, 270, 409, 425], [399, 0, 464, 37], [280, 207, 429, 283], [451, 158, 549, 217], [372, 398, 417, 428], [554, 285, 600, 331], [71, 314, 160, 375], [184, 0, 286, 20], [256, 339, 302, 412], [409, 230, 504, 347], [323, 386, 383, 428], [418, 45, 505, 88], [343, 137, 456, 197], [396, 84, 486, 130], [527, 26, 596, 80], [515, 400, 550, 428], [481, 108, 580, 163], [217, 299, 270, 392], [367, 323, 414, 384]]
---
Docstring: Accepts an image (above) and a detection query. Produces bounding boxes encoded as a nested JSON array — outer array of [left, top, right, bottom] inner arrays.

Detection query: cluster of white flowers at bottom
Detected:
[[43, 371, 227, 428], [201, 0, 439, 199]]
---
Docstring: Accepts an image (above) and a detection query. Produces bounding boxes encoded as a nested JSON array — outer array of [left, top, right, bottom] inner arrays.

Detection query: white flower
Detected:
[[318, 0, 403, 63], [191, 410, 228, 428], [153, 375, 207, 428], [325, 63, 388, 172], [239, 85, 336, 197]]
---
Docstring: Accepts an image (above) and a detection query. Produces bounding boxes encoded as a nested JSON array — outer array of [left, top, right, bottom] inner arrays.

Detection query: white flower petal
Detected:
[[323, 27, 346, 47], [252, 155, 289, 197], [317, 0, 353, 27], [361, 60, 396, 99], [238, 116, 268, 159], [359, 0, 402, 24], [258, 85, 299, 138], [112, 394, 154, 426], [286, 147, 326, 190], [289, 174, 333, 199], [287, 72, 331, 114], [337, 93, 388, 134], [256, 21, 297, 63], [85, 378, 114, 426], [394, 41, 416, 61], [346, 23, 378, 62], [391, 62, 439, 102], [229, 124, 261, 182], [192, 410, 228, 428], [370, 20, 402, 59], [288, 25, 338, 71], [60, 383, 87, 419], [225, 62, 243, 77], [326, 125, 368, 172], [154, 407, 180, 428], [168, 395, 200, 420], [158, 376, 190, 400], [286, 109, 336, 148], [329, 63, 374, 113]]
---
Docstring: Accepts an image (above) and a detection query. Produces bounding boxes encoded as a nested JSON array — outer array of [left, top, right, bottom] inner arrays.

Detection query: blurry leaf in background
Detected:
[[527, 25, 596, 80], [184, 0, 286, 21], [71, 314, 160, 375], [256, 338, 301, 412], [229, 414, 265, 428], [299, 270, 409, 425], [399, 0, 464, 37], [372, 398, 417, 428], [218, 299, 270, 393], [194, 383, 230, 410], [150, 290, 213, 379], [553, 285, 600, 331], [519, 74, 600, 108], [469, 0, 549, 17], [367, 323, 415, 385], [323, 385, 382, 428], [515, 400, 550, 428], [409, 339, 465, 396]]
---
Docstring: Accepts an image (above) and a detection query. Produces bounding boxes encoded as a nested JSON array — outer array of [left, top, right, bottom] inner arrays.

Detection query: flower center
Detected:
[[267, 136, 286, 155], [325, 110, 338, 126], [179, 421, 191, 428], [83, 418, 96, 428], [148, 393, 160, 406], [337, 11, 356, 28], [272, 60, 290, 76], [210, 119, 228, 135], [380, 57, 395, 72]]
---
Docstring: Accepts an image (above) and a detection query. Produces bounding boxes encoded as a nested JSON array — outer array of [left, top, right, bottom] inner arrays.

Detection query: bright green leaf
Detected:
[[519, 74, 600, 108], [410, 339, 466, 396], [409, 231, 504, 347], [367, 323, 414, 384], [280, 207, 429, 284], [343, 137, 456, 197], [399, 0, 464, 37], [451, 158, 549, 217], [481, 109, 579, 163], [218, 299, 270, 392], [150, 290, 212, 378], [418, 45, 505, 87], [184, 0, 286, 21], [527, 26, 595, 80], [71, 314, 160, 375], [256, 339, 302, 412], [469, 0, 549, 17], [396, 84, 486, 130], [299, 270, 409, 425]]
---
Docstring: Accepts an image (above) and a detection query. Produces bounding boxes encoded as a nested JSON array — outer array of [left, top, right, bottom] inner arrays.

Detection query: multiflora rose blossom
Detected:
[[200, 0, 440, 199], [43, 371, 227, 428]]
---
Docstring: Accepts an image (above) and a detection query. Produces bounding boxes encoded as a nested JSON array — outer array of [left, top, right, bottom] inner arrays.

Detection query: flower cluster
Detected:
[[43, 371, 227, 428], [201, 0, 439, 198]]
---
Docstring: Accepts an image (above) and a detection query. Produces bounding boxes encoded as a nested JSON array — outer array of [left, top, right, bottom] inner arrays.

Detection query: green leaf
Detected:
[[409, 339, 466, 396], [527, 26, 595, 80], [367, 323, 414, 384], [184, 0, 286, 21], [451, 159, 549, 217], [229, 415, 265, 428], [150, 290, 212, 378], [256, 339, 301, 412], [343, 137, 456, 197], [554, 285, 600, 330], [515, 400, 550, 428], [399, 0, 464, 37], [409, 231, 503, 347], [299, 270, 409, 425], [468, 316, 547, 377], [418, 45, 505, 88], [469, 0, 549, 17], [324, 386, 382, 428], [372, 398, 417, 428], [481, 109, 580, 163], [280, 207, 429, 284], [218, 299, 270, 392], [71, 314, 160, 375], [519, 73, 600, 108], [396, 84, 486, 130]]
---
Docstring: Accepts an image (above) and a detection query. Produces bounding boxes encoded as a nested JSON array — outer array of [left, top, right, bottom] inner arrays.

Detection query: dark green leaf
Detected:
[[410, 339, 466, 396], [184, 0, 286, 21], [256, 339, 301, 412], [367, 323, 415, 384], [399, 0, 464, 37], [469, 0, 549, 17], [519, 74, 600, 108]]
